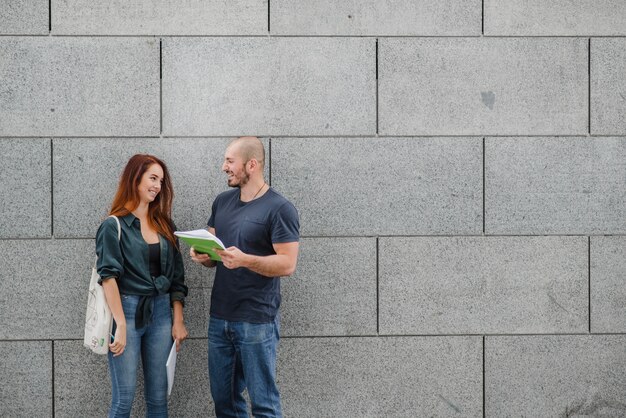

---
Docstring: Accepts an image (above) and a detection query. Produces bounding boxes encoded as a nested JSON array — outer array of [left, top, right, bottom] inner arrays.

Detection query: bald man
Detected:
[[191, 137, 299, 417]]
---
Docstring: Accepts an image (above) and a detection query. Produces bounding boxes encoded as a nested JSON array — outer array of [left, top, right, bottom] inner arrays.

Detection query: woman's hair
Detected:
[[109, 154, 177, 247]]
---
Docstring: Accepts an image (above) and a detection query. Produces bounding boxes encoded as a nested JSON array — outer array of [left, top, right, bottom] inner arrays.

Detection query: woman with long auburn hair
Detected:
[[96, 154, 188, 417]]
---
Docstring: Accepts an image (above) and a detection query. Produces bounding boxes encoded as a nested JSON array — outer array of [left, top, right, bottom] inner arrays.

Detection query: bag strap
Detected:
[[94, 216, 122, 266], [109, 215, 121, 241]]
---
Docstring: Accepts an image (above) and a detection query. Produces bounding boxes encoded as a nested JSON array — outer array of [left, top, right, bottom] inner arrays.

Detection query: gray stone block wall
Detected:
[[0, 38, 160, 136], [485, 335, 626, 415], [379, 236, 588, 335], [484, 0, 626, 36], [0, 0, 48, 35], [591, 39, 626, 135], [379, 38, 588, 136], [162, 38, 376, 136], [52, 0, 268, 35], [1, 1, 625, 417], [486, 137, 626, 234]]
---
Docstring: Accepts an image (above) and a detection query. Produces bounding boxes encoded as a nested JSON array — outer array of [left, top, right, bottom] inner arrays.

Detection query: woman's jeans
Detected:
[[108, 294, 172, 418], [208, 316, 282, 418]]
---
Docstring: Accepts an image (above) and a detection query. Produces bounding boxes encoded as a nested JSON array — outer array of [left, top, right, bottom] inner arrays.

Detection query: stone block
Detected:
[[486, 137, 626, 234], [485, 0, 626, 36], [281, 238, 377, 336], [0, 37, 159, 136], [591, 236, 626, 333], [486, 335, 626, 416], [379, 236, 588, 334], [272, 137, 482, 236], [54, 339, 211, 417], [271, 0, 480, 36], [54, 340, 111, 417], [0, 138, 51, 238], [162, 38, 375, 136], [53, 0, 267, 35], [591, 39, 626, 135], [167, 339, 213, 416], [183, 251, 216, 289], [0, 0, 48, 34], [53, 137, 244, 238], [0, 239, 94, 339], [379, 38, 587, 135], [0, 341, 52, 417], [185, 287, 211, 338], [278, 336, 482, 416]]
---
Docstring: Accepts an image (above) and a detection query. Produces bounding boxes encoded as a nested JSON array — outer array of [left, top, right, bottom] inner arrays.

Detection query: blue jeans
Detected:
[[108, 294, 172, 418], [208, 316, 282, 418]]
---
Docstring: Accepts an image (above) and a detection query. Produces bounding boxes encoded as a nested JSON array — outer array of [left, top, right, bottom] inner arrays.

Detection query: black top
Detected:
[[148, 243, 161, 278]]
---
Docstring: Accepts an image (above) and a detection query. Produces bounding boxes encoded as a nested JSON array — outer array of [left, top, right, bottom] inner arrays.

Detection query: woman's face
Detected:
[[137, 163, 164, 204]]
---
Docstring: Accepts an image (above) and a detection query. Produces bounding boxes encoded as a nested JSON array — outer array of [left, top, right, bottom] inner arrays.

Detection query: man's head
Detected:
[[222, 136, 265, 188]]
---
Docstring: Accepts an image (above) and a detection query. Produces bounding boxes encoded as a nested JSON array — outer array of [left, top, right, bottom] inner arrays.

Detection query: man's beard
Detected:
[[228, 168, 250, 188]]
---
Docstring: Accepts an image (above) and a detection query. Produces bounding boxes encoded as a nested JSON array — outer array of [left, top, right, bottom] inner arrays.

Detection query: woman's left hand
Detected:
[[172, 321, 188, 352]]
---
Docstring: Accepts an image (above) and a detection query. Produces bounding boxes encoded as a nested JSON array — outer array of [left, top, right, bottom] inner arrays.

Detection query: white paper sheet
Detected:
[[166, 341, 177, 397]]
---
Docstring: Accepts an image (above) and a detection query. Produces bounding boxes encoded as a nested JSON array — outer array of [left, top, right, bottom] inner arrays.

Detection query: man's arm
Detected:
[[216, 241, 299, 277]]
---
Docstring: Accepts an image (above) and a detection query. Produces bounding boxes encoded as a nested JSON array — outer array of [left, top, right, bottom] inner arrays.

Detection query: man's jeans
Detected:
[[208, 316, 282, 418], [108, 294, 172, 418]]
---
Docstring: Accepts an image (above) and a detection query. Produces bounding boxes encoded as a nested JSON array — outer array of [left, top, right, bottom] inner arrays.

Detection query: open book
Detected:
[[174, 229, 226, 261]]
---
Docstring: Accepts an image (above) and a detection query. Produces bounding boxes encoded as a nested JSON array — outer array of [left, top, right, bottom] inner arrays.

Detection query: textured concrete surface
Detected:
[[53, 0, 267, 35], [271, 0, 480, 36], [591, 237, 626, 333], [183, 252, 216, 289], [278, 336, 483, 417], [0, 239, 94, 339], [0, 341, 52, 417], [2, 1, 625, 415], [486, 335, 626, 416], [485, 0, 626, 35], [280, 238, 377, 336], [0, 37, 159, 136], [184, 286, 211, 338], [486, 137, 626, 234], [272, 137, 482, 236], [54, 339, 212, 417], [162, 38, 375, 136], [0, 0, 48, 35], [379, 38, 587, 136], [591, 39, 626, 135], [0, 138, 51, 238], [380, 236, 588, 335], [53, 137, 251, 238], [53, 340, 111, 417]]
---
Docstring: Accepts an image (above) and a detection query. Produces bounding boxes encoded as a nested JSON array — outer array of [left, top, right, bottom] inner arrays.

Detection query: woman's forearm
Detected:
[[102, 278, 126, 327], [172, 300, 184, 324]]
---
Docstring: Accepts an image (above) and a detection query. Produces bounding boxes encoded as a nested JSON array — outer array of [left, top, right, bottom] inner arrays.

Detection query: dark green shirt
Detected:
[[96, 214, 187, 327]]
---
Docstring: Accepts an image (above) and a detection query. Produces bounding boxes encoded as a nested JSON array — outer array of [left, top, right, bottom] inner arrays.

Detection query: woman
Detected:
[[96, 154, 188, 417]]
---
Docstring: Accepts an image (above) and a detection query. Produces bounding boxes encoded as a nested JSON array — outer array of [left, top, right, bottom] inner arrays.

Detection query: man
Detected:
[[191, 136, 299, 417]]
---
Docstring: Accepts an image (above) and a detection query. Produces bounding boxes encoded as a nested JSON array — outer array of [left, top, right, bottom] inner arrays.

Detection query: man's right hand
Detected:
[[190, 248, 217, 268]]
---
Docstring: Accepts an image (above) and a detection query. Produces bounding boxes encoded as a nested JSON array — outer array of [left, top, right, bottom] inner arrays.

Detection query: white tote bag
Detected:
[[84, 216, 121, 354]]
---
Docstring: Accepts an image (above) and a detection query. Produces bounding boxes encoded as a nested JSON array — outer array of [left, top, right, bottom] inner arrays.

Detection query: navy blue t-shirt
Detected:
[[207, 187, 299, 323]]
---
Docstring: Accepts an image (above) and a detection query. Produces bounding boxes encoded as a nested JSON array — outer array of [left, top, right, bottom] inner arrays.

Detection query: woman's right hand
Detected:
[[109, 323, 127, 357]]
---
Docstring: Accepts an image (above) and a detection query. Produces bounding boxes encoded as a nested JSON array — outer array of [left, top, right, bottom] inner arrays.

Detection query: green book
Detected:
[[174, 229, 226, 261]]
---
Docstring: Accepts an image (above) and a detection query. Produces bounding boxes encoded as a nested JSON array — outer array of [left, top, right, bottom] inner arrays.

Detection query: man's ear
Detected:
[[247, 158, 259, 171]]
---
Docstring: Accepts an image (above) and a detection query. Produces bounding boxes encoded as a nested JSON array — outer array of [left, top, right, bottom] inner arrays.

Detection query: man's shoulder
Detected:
[[265, 189, 298, 218], [213, 188, 239, 204], [266, 188, 294, 206]]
